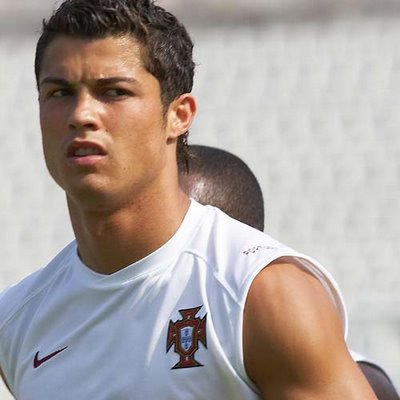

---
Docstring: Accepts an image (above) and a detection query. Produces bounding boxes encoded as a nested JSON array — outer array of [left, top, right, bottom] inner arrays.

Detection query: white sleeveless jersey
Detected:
[[0, 201, 347, 400]]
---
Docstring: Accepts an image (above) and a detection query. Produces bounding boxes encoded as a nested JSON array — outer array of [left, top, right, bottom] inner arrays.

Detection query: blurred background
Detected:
[[0, 0, 399, 397]]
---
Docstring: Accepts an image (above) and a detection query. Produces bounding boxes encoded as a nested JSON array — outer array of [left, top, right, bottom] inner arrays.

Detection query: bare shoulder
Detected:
[[243, 261, 377, 399]]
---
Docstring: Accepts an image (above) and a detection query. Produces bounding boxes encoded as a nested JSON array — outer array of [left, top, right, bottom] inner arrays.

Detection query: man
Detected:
[[0, 0, 377, 398], [180, 144, 399, 400]]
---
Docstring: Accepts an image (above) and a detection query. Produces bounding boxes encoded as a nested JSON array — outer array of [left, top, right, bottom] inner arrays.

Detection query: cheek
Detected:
[[40, 118, 56, 160], [40, 103, 67, 146], [41, 134, 57, 180], [123, 112, 167, 149], [40, 106, 57, 147], [39, 109, 63, 177]]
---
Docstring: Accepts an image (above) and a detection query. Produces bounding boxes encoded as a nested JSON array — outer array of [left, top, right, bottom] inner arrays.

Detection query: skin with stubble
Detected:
[[1, 30, 377, 399]]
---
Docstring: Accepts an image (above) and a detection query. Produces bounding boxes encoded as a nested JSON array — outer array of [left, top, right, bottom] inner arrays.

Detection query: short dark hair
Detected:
[[180, 145, 265, 231], [35, 0, 195, 167]]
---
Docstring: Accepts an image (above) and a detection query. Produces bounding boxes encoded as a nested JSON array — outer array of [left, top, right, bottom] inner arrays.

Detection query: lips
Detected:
[[74, 147, 103, 157], [66, 141, 107, 158]]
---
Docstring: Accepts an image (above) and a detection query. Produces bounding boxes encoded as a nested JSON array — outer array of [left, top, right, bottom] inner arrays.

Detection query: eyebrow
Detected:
[[39, 76, 140, 87], [39, 77, 70, 87]]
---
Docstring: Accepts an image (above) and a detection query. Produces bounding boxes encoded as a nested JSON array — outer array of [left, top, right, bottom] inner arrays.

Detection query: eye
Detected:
[[51, 88, 71, 97], [102, 88, 132, 98], [41, 87, 72, 99]]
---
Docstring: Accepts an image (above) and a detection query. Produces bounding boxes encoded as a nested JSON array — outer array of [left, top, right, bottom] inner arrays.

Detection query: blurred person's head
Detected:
[[180, 145, 264, 231]]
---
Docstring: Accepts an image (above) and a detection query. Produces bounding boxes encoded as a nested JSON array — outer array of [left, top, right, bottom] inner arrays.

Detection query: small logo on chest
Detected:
[[166, 306, 207, 369], [33, 346, 68, 368]]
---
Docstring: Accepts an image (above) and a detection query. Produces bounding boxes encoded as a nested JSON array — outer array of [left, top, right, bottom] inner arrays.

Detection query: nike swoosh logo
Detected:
[[33, 346, 68, 368]]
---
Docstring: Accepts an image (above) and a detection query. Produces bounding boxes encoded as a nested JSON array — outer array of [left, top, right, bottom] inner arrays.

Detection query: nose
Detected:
[[68, 91, 101, 131]]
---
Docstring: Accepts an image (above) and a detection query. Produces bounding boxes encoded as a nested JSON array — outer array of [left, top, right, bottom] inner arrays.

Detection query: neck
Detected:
[[68, 187, 190, 275]]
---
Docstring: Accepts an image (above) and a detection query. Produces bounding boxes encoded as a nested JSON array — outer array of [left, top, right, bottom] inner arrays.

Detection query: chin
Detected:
[[64, 180, 112, 207]]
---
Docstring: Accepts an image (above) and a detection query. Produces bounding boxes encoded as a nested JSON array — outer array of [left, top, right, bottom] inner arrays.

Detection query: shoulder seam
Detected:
[[183, 249, 242, 306]]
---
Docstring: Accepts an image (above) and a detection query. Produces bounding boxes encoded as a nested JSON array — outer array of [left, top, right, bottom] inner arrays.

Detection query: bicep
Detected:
[[243, 262, 377, 399]]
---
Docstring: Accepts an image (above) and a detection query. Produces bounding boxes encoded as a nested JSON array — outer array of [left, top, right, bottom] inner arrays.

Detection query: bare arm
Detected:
[[243, 262, 378, 399]]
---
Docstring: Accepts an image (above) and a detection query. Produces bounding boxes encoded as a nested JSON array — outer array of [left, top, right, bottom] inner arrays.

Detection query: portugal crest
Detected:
[[166, 306, 207, 369]]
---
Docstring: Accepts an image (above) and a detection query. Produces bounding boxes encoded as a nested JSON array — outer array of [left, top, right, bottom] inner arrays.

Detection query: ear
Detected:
[[166, 93, 196, 140]]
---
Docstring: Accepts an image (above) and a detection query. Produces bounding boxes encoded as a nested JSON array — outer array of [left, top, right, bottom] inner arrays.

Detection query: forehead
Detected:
[[39, 35, 145, 82]]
